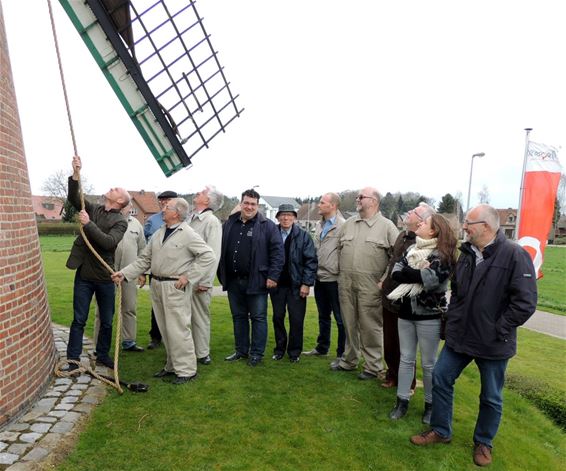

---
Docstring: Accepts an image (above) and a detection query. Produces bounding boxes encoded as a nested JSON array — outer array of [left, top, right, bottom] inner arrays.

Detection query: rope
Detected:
[[47, 0, 123, 394]]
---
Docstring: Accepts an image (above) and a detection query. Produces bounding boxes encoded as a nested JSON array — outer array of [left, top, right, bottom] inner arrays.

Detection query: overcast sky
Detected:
[[3, 0, 565, 209]]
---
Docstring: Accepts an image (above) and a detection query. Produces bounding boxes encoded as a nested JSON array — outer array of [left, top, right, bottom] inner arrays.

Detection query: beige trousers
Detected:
[[191, 289, 212, 358], [338, 272, 384, 375], [152, 279, 197, 377]]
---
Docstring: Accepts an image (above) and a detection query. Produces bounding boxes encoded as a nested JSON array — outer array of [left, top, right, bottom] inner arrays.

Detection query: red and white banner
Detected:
[[517, 141, 562, 278]]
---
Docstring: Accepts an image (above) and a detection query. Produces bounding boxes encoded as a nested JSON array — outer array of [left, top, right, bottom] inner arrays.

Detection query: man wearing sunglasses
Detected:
[[410, 204, 537, 467], [331, 187, 399, 380]]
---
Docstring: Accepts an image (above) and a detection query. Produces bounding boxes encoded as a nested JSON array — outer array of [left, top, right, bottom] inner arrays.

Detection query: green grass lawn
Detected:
[[40, 236, 566, 470], [536, 246, 566, 315]]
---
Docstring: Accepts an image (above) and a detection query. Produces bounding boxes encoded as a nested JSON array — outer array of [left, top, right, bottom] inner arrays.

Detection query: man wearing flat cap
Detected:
[[144, 190, 178, 349], [270, 204, 318, 363]]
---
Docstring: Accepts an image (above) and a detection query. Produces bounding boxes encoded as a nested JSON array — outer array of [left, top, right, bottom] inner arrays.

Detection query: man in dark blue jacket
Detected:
[[270, 204, 318, 363], [218, 189, 284, 366], [410, 204, 537, 467]]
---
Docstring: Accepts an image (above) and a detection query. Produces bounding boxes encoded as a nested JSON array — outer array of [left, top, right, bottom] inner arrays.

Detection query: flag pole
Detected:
[[515, 127, 532, 239]]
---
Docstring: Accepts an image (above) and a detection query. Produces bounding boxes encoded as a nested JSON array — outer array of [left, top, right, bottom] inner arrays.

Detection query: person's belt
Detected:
[[152, 276, 180, 282]]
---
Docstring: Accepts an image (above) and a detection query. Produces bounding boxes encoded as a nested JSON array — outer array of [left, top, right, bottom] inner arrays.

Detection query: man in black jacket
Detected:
[[410, 204, 537, 467], [218, 189, 284, 367], [65, 156, 129, 370], [270, 204, 317, 363]]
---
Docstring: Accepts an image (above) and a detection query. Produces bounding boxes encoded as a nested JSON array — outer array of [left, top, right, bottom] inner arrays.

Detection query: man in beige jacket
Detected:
[[112, 198, 215, 384], [189, 185, 223, 365], [303, 192, 346, 360], [332, 187, 399, 380]]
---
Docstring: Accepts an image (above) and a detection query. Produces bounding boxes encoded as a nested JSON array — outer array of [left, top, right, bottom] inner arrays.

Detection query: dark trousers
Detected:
[[226, 278, 268, 357], [313, 280, 345, 356], [383, 302, 416, 387], [67, 270, 115, 362], [148, 275, 162, 341], [270, 286, 306, 359]]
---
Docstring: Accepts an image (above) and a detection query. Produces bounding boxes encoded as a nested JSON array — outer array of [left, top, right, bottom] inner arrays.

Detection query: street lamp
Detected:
[[466, 152, 485, 211]]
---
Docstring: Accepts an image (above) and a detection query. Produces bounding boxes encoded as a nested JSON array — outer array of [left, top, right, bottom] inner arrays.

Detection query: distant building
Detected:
[[129, 190, 160, 225], [259, 196, 300, 222], [31, 196, 63, 221], [497, 208, 517, 239]]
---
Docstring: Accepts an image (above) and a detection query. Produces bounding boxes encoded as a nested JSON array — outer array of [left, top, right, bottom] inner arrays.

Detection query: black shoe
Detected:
[[225, 352, 248, 362], [197, 355, 212, 365], [172, 374, 197, 385], [96, 358, 115, 369], [247, 356, 262, 367], [422, 402, 433, 425], [330, 363, 351, 372], [147, 339, 161, 350], [61, 361, 80, 372], [272, 353, 284, 360], [123, 344, 144, 352], [289, 357, 300, 363], [358, 371, 377, 380], [153, 369, 175, 378], [389, 397, 409, 420]]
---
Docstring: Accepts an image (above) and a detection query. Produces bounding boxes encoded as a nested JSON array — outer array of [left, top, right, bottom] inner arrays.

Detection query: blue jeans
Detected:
[[67, 270, 115, 362], [227, 278, 268, 357], [397, 318, 441, 402], [314, 281, 345, 356], [431, 345, 508, 447]]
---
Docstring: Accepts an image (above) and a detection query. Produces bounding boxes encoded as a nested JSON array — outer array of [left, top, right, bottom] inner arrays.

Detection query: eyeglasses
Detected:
[[356, 195, 376, 201], [463, 220, 486, 226], [408, 209, 423, 221]]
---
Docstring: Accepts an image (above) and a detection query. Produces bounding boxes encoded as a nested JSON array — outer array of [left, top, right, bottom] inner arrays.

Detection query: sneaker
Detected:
[[147, 339, 161, 350], [358, 371, 377, 380], [289, 357, 300, 363], [410, 429, 451, 446], [272, 353, 284, 361], [302, 348, 327, 356], [473, 443, 492, 467], [197, 355, 212, 365]]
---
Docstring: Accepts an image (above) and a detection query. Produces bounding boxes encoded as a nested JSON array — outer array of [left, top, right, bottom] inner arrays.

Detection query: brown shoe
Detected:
[[381, 378, 396, 388], [473, 443, 492, 467], [410, 429, 451, 446]]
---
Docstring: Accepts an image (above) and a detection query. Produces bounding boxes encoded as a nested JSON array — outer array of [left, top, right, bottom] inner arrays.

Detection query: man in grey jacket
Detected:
[[303, 192, 346, 360]]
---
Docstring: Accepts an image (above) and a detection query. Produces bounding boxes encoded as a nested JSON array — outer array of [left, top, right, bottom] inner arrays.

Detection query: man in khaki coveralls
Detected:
[[331, 187, 399, 380], [189, 185, 223, 365], [113, 198, 215, 384]]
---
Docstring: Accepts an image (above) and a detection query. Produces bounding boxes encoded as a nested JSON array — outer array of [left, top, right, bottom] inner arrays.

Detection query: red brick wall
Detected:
[[0, 3, 56, 427]]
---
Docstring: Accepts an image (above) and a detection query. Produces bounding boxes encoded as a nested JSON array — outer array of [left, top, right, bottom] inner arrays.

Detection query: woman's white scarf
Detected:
[[387, 237, 438, 301]]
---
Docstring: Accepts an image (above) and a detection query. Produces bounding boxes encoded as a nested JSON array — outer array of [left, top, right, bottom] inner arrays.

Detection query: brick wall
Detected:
[[0, 3, 57, 427]]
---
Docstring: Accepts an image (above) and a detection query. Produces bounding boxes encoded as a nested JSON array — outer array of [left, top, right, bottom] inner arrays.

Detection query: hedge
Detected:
[[37, 222, 80, 236]]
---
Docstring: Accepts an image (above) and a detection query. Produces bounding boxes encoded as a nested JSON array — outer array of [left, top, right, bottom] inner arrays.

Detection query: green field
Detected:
[[536, 247, 566, 315], [39, 236, 565, 470]]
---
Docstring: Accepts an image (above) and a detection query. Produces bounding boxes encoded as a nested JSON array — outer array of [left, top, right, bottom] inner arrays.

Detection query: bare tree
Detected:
[[477, 185, 490, 204], [41, 170, 94, 222]]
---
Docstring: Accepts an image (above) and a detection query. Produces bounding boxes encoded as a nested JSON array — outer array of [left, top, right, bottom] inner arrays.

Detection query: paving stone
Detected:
[[30, 423, 52, 434], [60, 412, 81, 423], [0, 442, 6, 451], [47, 410, 67, 418], [19, 433, 42, 444], [54, 378, 72, 386], [54, 403, 75, 411], [51, 421, 74, 434], [6, 423, 28, 432], [76, 375, 92, 384], [0, 432, 19, 442], [38, 433, 63, 450], [82, 396, 100, 405], [73, 404, 94, 414], [66, 389, 83, 396], [44, 391, 62, 398], [35, 398, 57, 409], [36, 417, 57, 423], [71, 384, 89, 391], [22, 447, 49, 462], [0, 453, 19, 465], [53, 385, 70, 393], [61, 396, 79, 404], [6, 443, 30, 455], [20, 411, 43, 422]]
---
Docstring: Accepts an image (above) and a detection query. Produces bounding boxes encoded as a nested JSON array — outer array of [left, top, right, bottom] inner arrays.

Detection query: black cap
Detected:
[[276, 203, 298, 218], [157, 190, 178, 200]]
